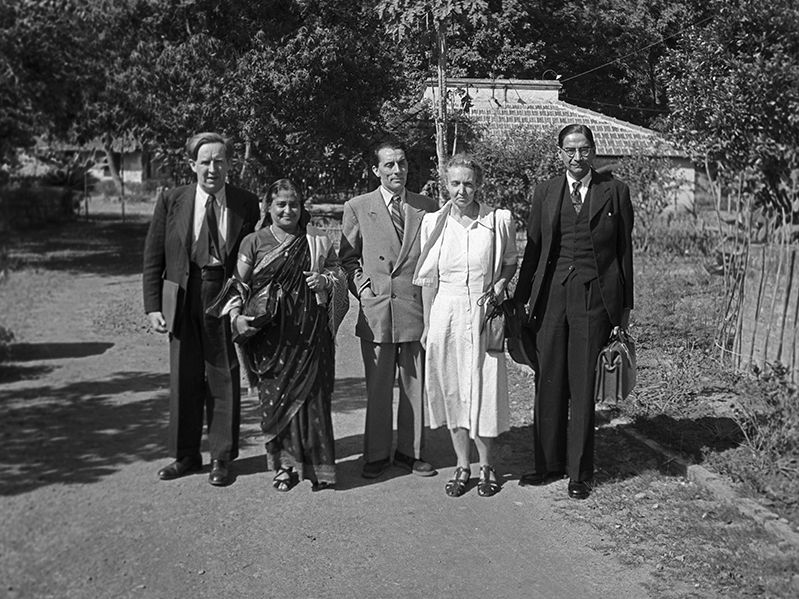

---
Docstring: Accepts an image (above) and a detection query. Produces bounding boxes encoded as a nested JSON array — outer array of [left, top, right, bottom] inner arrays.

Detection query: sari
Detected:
[[219, 227, 339, 485]]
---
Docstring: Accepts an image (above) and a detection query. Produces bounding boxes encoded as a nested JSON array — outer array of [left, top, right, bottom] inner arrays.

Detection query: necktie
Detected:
[[390, 194, 404, 241], [571, 181, 582, 213], [205, 194, 221, 263]]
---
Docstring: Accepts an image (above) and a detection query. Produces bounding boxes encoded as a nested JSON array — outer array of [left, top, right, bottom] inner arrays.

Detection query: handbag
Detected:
[[480, 210, 506, 354], [505, 302, 537, 370], [242, 280, 283, 329], [594, 326, 637, 405]]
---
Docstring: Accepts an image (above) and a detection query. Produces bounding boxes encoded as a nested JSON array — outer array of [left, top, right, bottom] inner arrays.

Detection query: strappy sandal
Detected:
[[444, 466, 471, 497], [272, 467, 298, 492], [477, 465, 501, 497]]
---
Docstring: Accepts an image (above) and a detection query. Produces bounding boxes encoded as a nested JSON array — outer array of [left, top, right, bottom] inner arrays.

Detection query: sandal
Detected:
[[272, 467, 298, 492], [477, 465, 501, 497], [444, 466, 471, 497]]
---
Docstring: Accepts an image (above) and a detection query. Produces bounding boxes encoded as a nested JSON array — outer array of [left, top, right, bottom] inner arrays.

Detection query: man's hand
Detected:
[[147, 311, 168, 334]]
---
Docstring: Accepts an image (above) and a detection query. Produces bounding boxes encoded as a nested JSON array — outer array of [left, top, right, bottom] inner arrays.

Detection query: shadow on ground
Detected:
[[8, 342, 114, 361], [629, 413, 744, 462], [0, 371, 170, 496], [6, 217, 150, 277]]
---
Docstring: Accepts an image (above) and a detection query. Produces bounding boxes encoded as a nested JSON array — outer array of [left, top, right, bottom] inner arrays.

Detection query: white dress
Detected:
[[425, 208, 517, 438]]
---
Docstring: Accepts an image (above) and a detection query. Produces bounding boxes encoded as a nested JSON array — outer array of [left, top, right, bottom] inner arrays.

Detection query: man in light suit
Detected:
[[514, 124, 634, 499], [339, 135, 439, 478], [143, 132, 260, 486]]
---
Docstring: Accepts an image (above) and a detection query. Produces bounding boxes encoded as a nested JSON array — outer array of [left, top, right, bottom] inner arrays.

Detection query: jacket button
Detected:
[[379, 256, 385, 261], [391, 293, 397, 299]]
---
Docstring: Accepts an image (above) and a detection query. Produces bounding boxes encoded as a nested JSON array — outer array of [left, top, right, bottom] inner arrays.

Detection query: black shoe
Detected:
[[209, 459, 230, 486], [361, 458, 391, 479], [568, 480, 592, 500], [518, 470, 565, 487], [158, 455, 202, 480], [393, 451, 437, 477]]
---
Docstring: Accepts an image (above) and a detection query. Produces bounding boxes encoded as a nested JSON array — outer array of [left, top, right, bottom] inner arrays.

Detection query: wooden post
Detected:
[[435, 19, 448, 206]]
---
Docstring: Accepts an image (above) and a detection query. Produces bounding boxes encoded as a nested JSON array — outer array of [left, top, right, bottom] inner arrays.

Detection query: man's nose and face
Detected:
[[190, 141, 231, 195], [373, 147, 408, 195], [559, 133, 595, 180]]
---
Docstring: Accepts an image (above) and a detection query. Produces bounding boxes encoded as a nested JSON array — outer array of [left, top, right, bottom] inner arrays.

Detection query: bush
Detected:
[[470, 126, 562, 228]]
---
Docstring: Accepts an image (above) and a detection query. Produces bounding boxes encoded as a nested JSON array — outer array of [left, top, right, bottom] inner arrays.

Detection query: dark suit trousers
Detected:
[[534, 275, 612, 482], [168, 265, 240, 461]]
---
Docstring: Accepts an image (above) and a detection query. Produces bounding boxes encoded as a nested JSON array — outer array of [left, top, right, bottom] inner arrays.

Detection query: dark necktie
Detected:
[[390, 194, 404, 241], [571, 181, 582, 213], [205, 194, 221, 262]]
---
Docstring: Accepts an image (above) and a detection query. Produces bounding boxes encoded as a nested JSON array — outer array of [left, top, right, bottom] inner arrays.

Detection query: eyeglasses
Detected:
[[559, 146, 593, 157]]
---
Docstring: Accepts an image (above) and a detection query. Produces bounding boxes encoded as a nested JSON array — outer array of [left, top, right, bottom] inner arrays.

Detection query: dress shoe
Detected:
[[568, 480, 592, 500], [209, 459, 230, 486], [518, 470, 565, 487], [158, 455, 202, 480], [393, 451, 437, 477], [361, 457, 391, 479]]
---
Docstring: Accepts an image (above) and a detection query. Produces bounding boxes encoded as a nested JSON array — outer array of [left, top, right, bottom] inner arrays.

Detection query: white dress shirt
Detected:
[[192, 186, 228, 264]]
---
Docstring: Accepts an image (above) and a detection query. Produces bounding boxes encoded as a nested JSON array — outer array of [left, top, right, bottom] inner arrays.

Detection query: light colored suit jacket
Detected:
[[339, 188, 438, 343]]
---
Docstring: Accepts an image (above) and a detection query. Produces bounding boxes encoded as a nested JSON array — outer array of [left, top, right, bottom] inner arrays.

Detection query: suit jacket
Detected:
[[142, 183, 260, 331], [514, 170, 634, 326], [339, 188, 438, 343]]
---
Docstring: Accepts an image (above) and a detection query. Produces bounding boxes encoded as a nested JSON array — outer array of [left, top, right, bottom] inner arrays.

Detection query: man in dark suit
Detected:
[[339, 135, 439, 479], [143, 132, 260, 486], [514, 124, 634, 499]]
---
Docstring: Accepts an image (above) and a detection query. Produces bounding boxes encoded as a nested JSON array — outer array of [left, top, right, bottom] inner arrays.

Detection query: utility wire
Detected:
[[560, 14, 714, 83], [561, 96, 669, 113]]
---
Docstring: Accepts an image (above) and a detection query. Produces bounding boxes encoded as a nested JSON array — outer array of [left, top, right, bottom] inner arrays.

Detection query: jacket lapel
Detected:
[[225, 186, 245, 253], [589, 176, 612, 223], [367, 190, 402, 256], [394, 193, 425, 269], [176, 184, 196, 256]]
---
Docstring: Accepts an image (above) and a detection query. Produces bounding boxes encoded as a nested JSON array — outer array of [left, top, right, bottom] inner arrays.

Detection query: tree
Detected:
[[660, 0, 799, 219], [376, 0, 490, 201]]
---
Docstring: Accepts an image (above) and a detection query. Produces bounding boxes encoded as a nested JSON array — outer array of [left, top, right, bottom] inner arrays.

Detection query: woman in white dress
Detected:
[[413, 154, 518, 497]]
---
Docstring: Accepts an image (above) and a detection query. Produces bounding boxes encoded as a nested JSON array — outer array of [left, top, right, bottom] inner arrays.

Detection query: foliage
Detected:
[[660, 0, 799, 221], [470, 126, 561, 228], [614, 146, 683, 252]]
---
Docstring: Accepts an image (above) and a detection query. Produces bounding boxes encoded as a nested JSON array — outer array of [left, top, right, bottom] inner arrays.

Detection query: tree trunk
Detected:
[[435, 19, 448, 206], [101, 139, 123, 196], [240, 139, 252, 180]]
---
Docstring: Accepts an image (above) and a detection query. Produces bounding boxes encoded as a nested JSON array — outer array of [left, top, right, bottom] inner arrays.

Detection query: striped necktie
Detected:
[[571, 181, 582, 213], [390, 194, 404, 241]]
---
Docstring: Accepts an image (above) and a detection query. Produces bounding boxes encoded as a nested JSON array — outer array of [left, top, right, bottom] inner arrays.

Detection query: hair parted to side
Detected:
[[557, 124, 596, 148], [367, 134, 406, 168], [266, 178, 302, 204], [445, 152, 485, 187], [262, 178, 310, 229], [185, 132, 234, 160]]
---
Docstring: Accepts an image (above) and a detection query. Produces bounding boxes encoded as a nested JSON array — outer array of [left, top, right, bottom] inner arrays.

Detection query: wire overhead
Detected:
[[560, 14, 714, 83]]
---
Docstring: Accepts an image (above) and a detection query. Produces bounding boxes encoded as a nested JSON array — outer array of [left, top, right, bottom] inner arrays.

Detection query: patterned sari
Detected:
[[239, 232, 336, 485]]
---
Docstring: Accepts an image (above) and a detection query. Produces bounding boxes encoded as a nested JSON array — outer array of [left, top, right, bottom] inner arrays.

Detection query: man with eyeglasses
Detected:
[[514, 123, 634, 500]]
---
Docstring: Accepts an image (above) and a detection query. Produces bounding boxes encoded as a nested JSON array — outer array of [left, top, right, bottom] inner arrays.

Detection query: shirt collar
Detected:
[[566, 171, 592, 190], [196, 185, 227, 206], [379, 186, 405, 206]]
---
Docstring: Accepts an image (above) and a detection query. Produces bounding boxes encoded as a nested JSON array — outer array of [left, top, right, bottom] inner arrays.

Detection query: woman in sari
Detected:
[[215, 178, 347, 492]]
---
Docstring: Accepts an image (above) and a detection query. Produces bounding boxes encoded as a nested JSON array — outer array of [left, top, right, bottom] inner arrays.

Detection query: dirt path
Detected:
[[0, 210, 663, 598]]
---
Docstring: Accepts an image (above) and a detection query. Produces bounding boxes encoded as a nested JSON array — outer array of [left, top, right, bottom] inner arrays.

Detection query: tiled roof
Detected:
[[470, 101, 684, 158]]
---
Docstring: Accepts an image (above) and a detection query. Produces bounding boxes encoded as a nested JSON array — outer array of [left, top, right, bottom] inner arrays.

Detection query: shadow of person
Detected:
[[9, 342, 114, 361]]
